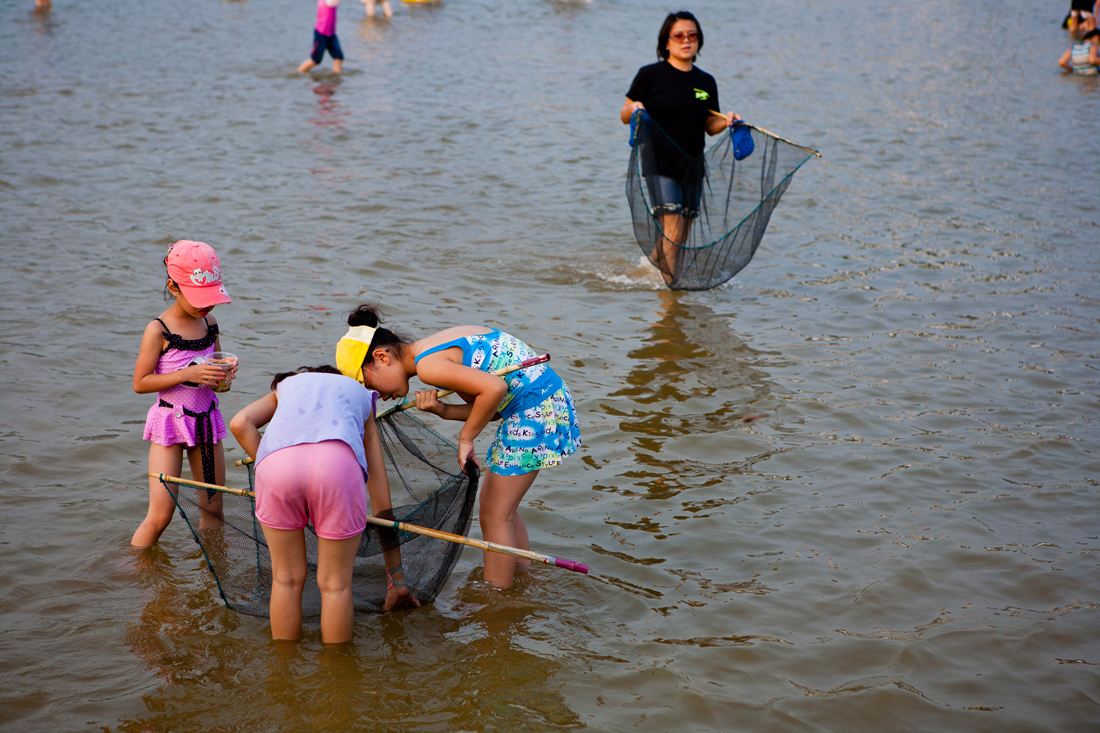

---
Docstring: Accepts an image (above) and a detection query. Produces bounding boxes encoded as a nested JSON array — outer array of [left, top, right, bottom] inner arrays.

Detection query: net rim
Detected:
[[631, 126, 816, 253]]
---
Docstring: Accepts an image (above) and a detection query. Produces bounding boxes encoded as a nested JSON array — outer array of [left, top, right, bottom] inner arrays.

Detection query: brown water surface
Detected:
[[1, 0, 1098, 730]]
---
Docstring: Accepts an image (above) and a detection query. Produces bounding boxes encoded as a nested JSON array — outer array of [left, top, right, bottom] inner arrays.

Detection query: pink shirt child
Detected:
[[316, 0, 340, 37]]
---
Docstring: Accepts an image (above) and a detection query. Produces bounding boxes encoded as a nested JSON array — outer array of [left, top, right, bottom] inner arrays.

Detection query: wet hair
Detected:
[[347, 304, 412, 364], [270, 365, 341, 391], [657, 11, 703, 61]]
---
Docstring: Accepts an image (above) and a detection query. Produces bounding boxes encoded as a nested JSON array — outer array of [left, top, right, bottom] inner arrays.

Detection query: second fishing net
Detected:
[[627, 112, 817, 291]]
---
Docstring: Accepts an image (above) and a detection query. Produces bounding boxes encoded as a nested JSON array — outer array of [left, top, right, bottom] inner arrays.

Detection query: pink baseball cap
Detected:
[[165, 240, 232, 309]]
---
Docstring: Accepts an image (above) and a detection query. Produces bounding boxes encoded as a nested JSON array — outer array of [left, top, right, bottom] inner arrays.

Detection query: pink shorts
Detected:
[[254, 440, 367, 540]]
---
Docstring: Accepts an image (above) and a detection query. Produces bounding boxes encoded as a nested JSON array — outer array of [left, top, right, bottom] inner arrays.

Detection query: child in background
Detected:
[[1060, 12, 1100, 74], [362, 0, 392, 19], [334, 305, 582, 590], [230, 366, 419, 643], [299, 0, 344, 74], [132, 241, 236, 548]]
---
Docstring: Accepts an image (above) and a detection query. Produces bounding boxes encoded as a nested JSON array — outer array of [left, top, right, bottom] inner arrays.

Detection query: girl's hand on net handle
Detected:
[[414, 389, 448, 417]]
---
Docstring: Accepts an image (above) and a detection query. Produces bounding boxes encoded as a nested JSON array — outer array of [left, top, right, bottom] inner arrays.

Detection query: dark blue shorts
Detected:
[[646, 174, 703, 219], [310, 30, 343, 64]]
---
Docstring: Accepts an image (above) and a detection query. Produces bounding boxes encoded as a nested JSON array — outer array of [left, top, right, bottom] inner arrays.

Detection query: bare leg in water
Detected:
[[363, 0, 393, 18], [263, 526, 362, 643], [655, 212, 692, 287], [479, 470, 539, 589]]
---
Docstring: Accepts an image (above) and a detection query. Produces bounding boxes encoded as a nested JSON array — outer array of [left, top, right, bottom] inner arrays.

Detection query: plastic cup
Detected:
[[208, 352, 238, 393]]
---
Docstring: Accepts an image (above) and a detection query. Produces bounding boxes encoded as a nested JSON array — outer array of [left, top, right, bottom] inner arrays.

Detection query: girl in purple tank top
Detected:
[[131, 240, 236, 548], [230, 366, 420, 642]]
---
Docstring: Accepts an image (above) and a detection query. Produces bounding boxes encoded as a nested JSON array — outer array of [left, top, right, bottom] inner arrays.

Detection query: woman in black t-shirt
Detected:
[[620, 11, 739, 283]]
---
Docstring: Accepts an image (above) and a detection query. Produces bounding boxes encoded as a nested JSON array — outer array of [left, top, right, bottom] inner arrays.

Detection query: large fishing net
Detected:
[[156, 408, 478, 617], [627, 112, 818, 290]]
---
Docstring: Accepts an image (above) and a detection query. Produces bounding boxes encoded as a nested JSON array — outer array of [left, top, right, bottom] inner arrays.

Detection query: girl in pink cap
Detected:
[[131, 240, 236, 548]]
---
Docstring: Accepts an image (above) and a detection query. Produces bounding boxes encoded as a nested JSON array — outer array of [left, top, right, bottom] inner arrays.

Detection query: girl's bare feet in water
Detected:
[[299, 60, 340, 74], [362, 0, 393, 18]]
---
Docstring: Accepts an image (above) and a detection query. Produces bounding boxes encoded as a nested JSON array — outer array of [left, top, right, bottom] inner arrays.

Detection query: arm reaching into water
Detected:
[[363, 415, 420, 611], [414, 357, 507, 469]]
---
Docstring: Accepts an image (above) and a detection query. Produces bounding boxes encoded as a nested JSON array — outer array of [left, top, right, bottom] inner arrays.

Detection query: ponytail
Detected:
[[347, 304, 411, 363]]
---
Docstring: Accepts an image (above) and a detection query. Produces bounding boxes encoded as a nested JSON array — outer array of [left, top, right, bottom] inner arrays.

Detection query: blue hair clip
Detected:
[[730, 121, 754, 161]]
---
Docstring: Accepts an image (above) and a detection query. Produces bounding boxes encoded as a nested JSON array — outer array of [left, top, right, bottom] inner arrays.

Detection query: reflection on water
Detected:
[[311, 81, 344, 121], [122, 557, 583, 731], [605, 291, 780, 505], [616, 292, 776, 406], [122, 547, 250, 730]]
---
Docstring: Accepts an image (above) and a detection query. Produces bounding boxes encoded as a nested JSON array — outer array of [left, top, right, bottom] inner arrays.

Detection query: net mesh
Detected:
[[627, 113, 816, 290], [159, 408, 478, 617]]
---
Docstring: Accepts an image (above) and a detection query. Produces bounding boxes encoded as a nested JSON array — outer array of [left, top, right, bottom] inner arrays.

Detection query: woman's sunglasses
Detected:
[[670, 31, 699, 43]]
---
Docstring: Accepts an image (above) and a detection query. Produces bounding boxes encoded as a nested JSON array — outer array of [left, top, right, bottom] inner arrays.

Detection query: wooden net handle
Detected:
[[389, 352, 551, 414], [708, 110, 822, 158], [149, 472, 589, 574]]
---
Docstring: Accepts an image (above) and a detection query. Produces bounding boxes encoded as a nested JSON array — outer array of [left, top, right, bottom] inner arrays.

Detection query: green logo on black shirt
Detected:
[[694, 88, 709, 100]]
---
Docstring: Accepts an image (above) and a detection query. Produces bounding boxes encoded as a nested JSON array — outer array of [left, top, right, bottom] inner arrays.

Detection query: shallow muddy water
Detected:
[[1, 0, 1098, 730]]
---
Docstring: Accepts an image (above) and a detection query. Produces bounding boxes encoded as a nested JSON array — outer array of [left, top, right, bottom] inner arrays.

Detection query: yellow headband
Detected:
[[335, 325, 377, 384]]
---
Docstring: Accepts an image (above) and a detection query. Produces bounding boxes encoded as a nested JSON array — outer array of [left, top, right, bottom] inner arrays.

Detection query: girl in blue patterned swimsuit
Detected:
[[334, 305, 581, 589]]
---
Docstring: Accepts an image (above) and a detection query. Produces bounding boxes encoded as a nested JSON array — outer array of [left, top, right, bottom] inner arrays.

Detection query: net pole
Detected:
[[150, 473, 589, 575], [386, 353, 551, 415], [707, 110, 822, 158], [746, 124, 821, 158], [364, 516, 589, 575], [150, 473, 253, 496]]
